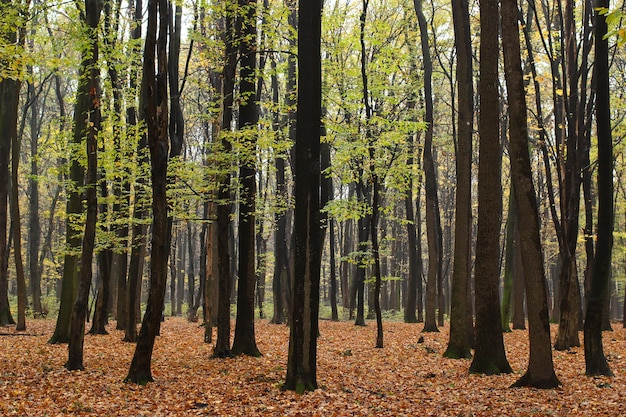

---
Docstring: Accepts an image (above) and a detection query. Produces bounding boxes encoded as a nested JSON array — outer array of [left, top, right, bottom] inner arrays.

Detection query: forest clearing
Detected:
[[0, 318, 624, 416]]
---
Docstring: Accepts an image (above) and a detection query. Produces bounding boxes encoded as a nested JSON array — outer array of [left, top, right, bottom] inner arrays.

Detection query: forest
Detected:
[[0, 0, 626, 412]]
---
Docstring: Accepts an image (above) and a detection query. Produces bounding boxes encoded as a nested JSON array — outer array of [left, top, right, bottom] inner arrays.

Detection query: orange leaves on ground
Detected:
[[0, 319, 624, 416]]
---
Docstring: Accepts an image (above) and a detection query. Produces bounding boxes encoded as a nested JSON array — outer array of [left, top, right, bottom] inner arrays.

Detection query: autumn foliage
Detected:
[[0, 318, 624, 416]]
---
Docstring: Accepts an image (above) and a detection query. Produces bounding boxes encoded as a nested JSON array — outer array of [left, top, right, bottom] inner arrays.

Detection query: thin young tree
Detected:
[[65, 0, 103, 371], [283, 0, 322, 393]]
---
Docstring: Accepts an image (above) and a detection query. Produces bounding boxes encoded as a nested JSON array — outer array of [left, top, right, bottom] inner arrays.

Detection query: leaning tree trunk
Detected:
[[415, 0, 441, 333], [65, 0, 103, 371], [125, 0, 169, 384], [502, 0, 560, 387]]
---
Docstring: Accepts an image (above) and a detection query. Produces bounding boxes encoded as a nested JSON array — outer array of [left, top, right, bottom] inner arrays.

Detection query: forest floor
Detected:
[[0, 317, 624, 416]]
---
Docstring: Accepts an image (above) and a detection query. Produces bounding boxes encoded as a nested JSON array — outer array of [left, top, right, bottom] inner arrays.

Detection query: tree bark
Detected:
[[232, 0, 261, 357], [469, 0, 511, 375], [125, 0, 169, 383], [283, 0, 322, 393], [502, 0, 560, 387], [212, 0, 237, 358], [583, 0, 613, 377], [414, 0, 441, 334], [65, 0, 102, 370], [444, 0, 472, 359]]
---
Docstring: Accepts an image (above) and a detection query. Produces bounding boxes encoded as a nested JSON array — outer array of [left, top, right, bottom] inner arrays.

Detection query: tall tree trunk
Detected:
[[232, 0, 261, 357], [125, 0, 169, 384], [415, 0, 441, 333], [502, 0, 560, 387], [0, 1, 24, 327], [27, 72, 42, 316], [444, 0, 472, 359], [11, 82, 27, 332], [469, 0, 511, 375], [359, 0, 383, 347], [65, 0, 103, 370], [404, 128, 419, 324], [283, 0, 322, 393], [583, 0, 613, 377], [212, 0, 237, 358], [553, 0, 583, 350], [50, 4, 91, 344]]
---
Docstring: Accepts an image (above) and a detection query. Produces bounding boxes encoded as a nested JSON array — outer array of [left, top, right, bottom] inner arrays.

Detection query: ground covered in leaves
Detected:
[[0, 318, 624, 416]]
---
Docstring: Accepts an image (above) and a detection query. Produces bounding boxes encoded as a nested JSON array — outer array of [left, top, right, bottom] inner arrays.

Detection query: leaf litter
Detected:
[[0, 318, 624, 416]]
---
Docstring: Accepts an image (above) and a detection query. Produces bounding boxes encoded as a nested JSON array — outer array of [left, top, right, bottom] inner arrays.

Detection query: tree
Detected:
[[65, 0, 103, 371], [232, 0, 262, 357], [212, 0, 237, 359], [469, 0, 512, 375], [0, 0, 25, 327], [583, 0, 614, 377], [414, 0, 442, 333], [125, 0, 169, 384], [443, 0, 473, 359], [283, 0, 322, 393], [501, 0, 560, 388]]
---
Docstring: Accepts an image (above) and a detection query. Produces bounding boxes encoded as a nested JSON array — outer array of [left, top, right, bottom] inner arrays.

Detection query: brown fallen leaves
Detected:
[[0, 318, 624, 416]]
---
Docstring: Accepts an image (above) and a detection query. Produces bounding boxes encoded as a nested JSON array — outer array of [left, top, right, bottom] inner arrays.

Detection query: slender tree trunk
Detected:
[[500, 191, 516, 333], [583, 0, 613, 377], [65, 0, 102, 370], [404, 130, 419, 324], [212, 1, 237, 358], [444, 0, 472, 359], [415, 0, 441, 333], [11, 87, 27, 332], [125, 0, 169, 384], [27, 74, 42, 316]]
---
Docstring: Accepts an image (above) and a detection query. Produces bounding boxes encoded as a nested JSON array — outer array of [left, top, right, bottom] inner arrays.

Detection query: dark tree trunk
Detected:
[[65, 0, 102, 370], [359, 0, 382, 346], [404, 129, 419, 324], [444, 0, 472, 359], [554, 0, 583, 351], [283, 0, 322, 393], [125, 0, 169, 384], [415, 0, 441, 334], [186, 222, 197, 320], [212, 1, 237, 358], [232, 0, 261, 357], [583, 0, 613, 377], [502, 0, 560, 387], [469, 0, 511, 375], [27, 74, 42, 316], [11, 77, 26, 332], [500, 191, 516, 333], [0, 7, 23, 327], [511, 233, 526, 330]]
